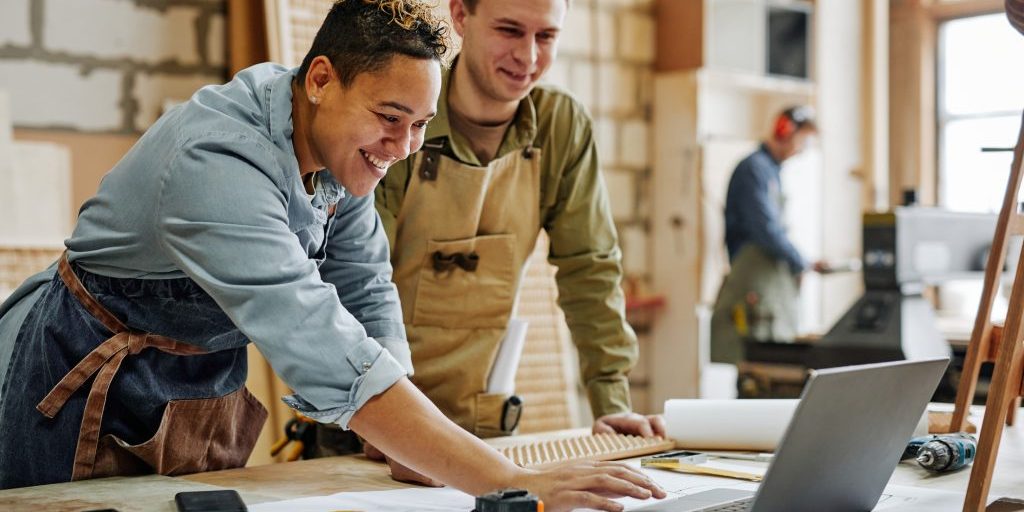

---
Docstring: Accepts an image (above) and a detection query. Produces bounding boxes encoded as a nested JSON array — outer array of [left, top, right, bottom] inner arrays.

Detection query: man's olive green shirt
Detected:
[[375, 64, 638, 419]]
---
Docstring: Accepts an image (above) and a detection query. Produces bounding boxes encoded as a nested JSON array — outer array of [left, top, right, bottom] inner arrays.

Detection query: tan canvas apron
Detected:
[[392, 142, 541, 437], [35, 253, 268, 480], [710, 180, 800, 365]]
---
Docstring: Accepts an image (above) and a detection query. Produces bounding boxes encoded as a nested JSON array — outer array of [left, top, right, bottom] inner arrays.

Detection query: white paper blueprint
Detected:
[[248, 460, 964, 512]]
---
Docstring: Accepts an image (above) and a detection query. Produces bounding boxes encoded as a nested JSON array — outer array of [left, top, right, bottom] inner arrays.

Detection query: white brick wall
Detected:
[[0, 91, 11, 151], [0, 141, 72, 245], [0, 91, 12, 189], [637, 66, 653, 109], [208, 14, 226, 68], [618, 12, 654, 63], [46, 0, 199, 65], [559, 4, 591, 55], [597, 62, 637, 116], [569, 61, 596, 111], [620, 224, 648, 276], [0, 0, 32, 47], [595, 9, 615, 60], [619, 119, 649, 168], [603, 168, 636, 220], [593, 117, 617, 166], [134, 73, 219, 129], [1, 0, 227, 132], [0, 61, 121, 130], [603, 0, 653, 7], [541, 59, 571, 90]]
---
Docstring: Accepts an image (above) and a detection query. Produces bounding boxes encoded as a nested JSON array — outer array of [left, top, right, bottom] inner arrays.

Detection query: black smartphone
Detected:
[[174, 490, 247, 512]]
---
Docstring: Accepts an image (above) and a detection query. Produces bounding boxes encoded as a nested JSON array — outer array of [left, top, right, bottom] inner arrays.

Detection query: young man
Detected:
[[710, 106, 827, 365], [0, 2, 665, 509], [369, 0, 662, 455]]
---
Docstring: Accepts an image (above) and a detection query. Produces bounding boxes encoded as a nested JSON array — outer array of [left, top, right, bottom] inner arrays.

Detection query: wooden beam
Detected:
[[928, 0, 1005, 21], [655, 0, 703, 72], [228, 0, 269, 75], [888, 0, 936, 207]]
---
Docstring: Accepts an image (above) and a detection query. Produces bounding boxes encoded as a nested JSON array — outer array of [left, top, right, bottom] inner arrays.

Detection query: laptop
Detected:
[[635, 358, 949, 512]]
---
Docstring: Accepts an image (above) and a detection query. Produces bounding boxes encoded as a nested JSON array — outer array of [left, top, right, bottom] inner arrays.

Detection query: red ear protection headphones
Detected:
[[773, 115, 796, 139], [773, 106, 814, 140]]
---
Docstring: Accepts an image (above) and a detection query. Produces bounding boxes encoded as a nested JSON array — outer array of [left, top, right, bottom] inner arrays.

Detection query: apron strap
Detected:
[[56, 251, 128, 334], [37, 251, 207, 480], [418, 141, 444, 181]]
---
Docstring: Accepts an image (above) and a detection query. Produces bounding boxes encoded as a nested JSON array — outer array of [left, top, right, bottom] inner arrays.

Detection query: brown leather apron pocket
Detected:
[[92, 386, 267, 478], [413, 234, 516, 329]]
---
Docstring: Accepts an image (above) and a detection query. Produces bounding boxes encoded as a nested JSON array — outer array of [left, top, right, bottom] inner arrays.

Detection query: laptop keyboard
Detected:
[[703, 497, 754, 511]]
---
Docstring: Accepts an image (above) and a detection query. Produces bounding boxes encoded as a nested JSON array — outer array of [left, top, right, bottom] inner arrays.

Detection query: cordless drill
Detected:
[[901, 433, 977, 472]]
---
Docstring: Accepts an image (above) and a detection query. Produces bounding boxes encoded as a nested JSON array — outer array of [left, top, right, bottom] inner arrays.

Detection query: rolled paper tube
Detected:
[[1008, 0, 1024, 36], [664, 399, 799, 451]]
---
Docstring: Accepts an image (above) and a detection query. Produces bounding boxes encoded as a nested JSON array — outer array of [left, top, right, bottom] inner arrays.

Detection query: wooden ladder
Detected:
[[948, 111, 1024, 511]]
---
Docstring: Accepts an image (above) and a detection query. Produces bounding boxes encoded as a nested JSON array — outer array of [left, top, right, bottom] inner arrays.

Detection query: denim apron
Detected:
[[0, 253, 267, 488]]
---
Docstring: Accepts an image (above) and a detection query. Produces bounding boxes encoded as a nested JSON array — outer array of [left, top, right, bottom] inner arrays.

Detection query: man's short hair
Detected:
[[297, 0, 449, 87], [461, 0, 570, 14]]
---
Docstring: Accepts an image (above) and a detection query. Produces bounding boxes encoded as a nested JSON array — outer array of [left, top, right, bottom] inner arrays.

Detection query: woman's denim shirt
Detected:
[[52, 64, 411, 428]]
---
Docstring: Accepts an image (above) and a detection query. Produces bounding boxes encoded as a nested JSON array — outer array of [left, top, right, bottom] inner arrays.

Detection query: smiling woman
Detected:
[[291, 0, 446, 196], [293, 54, 441, 196]]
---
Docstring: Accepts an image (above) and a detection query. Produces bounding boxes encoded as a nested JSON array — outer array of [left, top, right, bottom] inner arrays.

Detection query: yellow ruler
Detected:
[[641, 460, 763, 482]]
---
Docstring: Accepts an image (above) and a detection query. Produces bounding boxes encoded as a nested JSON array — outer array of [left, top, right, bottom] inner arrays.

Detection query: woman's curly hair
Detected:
[[297, 0, 450, 87]]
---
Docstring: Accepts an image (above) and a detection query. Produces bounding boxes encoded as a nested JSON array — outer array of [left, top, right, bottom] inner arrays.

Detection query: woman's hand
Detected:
[[512, 460, 666, 512], [350, 379, 664, 510]]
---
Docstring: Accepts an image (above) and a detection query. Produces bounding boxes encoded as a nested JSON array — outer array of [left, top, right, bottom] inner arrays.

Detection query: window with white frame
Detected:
[[938, 13, 1024, 213]]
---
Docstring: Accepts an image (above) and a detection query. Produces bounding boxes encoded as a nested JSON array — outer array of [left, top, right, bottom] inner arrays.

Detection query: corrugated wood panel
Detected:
[[0, 246, 62, 302], [513, 233, 579, 433]]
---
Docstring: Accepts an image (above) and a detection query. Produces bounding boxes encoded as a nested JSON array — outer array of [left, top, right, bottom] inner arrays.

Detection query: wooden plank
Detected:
[[228, 0, 269, 75], [184, 455, 403, 501], [927, 0, 1005, 20], [888, 1, 937, 207], [655, 0, 703, 72], [0, 475, 234, 512]]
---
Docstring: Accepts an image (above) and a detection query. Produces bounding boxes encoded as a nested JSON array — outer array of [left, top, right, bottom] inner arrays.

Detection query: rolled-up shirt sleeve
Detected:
[[320, 193, 411, 375], [155, 134, 406, 429]]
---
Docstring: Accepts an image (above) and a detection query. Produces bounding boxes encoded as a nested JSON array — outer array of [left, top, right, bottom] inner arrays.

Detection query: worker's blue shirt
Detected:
[[724, 144, 806, 274], [0, 63, 410, 429]]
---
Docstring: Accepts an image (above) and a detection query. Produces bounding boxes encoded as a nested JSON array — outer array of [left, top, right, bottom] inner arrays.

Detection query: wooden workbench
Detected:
[[2, 424, 1023, 511]]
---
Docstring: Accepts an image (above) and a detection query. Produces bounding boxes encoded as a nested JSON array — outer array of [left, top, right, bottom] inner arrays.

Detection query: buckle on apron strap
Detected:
[[432, 251, 479, 272], [419, 143, 444, 181]]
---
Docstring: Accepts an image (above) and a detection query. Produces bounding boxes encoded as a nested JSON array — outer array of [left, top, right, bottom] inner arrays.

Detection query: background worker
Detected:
[[0, 2, 665, 509], [710, 106, 828, 365], [320, 0, 665, 480]]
